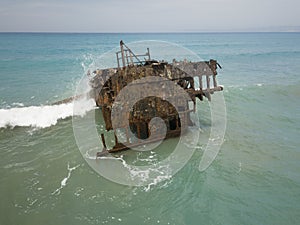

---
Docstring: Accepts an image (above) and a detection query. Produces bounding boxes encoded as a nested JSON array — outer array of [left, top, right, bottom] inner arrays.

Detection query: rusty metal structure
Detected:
[[90, 41, 223, 156]]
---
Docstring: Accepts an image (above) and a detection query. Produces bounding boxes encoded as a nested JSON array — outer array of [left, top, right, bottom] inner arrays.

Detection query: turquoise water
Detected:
[[0, 33, 300, 225]]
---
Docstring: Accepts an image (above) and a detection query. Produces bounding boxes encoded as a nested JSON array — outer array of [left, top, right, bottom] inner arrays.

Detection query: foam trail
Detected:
[[52, 163, 80, 195], [97, 155, 172, 190], [0, 97, 95, 129]]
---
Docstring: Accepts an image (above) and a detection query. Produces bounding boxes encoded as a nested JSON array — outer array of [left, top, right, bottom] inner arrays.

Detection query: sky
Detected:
[[0, 0, 300, 32]]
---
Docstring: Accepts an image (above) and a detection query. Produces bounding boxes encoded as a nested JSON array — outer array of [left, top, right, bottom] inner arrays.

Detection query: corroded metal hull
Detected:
[[90, 41, 223, 156]]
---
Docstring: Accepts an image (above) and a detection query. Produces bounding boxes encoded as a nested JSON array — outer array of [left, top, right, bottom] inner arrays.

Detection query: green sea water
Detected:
[[0, 33, 300, 225]]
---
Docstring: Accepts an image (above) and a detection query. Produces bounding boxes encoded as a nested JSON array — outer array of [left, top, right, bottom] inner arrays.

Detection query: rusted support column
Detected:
[[213, 75, 218, 88], [199, 75, 203, 91], [206, 75, 210, 91], [101, 133, 107, 150], [114, 132, 119, 145], [206, 75, 211, 101]]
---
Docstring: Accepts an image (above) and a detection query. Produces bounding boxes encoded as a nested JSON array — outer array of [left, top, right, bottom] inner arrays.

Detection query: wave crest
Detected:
[[0, 98, 95, 129]]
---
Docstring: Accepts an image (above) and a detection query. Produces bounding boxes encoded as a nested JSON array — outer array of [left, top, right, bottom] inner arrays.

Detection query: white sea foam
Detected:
[[0, 97, 95, 129], [52, 163, 80, 195], [96, 155, 172, 190], [11, 102, 25, 107]]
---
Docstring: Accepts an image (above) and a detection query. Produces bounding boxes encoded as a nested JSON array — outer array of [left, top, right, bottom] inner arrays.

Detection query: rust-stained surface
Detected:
[[90, 41, 223, 156]]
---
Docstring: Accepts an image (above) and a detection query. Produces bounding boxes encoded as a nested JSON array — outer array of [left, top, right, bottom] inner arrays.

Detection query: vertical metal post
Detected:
[[199, 76, 203, 90], [129, 52, 133, 65], [147, 48, 151, 60], [114, 132, 119, 145], [120, 40, 126, 68], [206, 75, 210, 91], [213, 75, 218, 88], [116, 52, 120, 68], [125, 50, 129, 66], [101, 134, 107, 150], [206, 75, 211, 101]]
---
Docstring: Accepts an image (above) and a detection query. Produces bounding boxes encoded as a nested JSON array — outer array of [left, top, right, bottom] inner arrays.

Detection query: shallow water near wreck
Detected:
[[1, 33, 300, 225]]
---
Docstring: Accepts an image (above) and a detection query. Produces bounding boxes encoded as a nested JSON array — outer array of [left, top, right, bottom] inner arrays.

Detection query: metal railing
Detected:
[[116, 40, 151, 68]]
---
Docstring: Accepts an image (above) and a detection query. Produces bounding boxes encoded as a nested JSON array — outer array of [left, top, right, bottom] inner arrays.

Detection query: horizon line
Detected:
[[1, 31, 300, 34]]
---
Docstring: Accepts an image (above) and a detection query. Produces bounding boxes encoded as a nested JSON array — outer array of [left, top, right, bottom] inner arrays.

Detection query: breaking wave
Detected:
[[0, 97, 95, 129]]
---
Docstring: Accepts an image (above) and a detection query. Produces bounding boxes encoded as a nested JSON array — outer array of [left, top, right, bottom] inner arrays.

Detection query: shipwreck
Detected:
[[89, 41, 223, 157]]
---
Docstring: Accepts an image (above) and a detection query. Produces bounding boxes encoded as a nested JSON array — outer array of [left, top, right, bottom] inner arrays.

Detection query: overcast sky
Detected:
[[0, 0, 299, 32]]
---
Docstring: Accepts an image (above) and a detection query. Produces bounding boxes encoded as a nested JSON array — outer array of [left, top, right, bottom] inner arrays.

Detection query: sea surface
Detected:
[[0, 33, 300, 225]]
